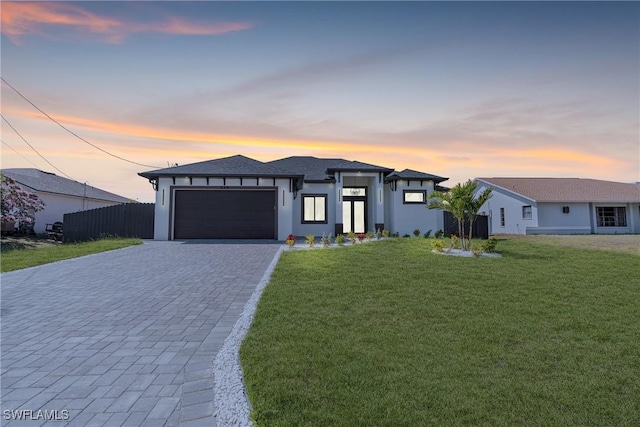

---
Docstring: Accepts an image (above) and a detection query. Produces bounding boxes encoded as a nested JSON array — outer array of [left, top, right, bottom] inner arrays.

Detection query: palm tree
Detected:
[[428, 180, 492, 251], [428, 183, 470, 249], [462, 180, 493, 243]]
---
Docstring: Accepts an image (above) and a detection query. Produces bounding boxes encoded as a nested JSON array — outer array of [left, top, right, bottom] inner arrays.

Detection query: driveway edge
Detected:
[[213, 246, 284, 427]]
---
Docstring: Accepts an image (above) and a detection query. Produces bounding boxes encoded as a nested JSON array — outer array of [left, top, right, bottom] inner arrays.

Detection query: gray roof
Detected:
[[2, 169, 130, 203], [267, 156, 394, 182], [385, 169, 448, 183], [138, 154, 443, 185], [139, 155, 301, 179]]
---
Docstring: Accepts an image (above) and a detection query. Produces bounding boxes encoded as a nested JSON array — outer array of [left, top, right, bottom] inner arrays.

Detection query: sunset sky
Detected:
[[1, 1, 638, 203]]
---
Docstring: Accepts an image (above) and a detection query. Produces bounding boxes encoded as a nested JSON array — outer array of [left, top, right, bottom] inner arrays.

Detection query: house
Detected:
[[474, 177, 640, 235], [138, 155, 448, 240], [2, 168, 130, 234]]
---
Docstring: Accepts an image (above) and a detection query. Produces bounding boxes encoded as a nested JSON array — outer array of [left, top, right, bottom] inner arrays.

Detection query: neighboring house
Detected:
[[2, 168, 130, 234], [138, 155, 448, 240], [474, 177, 640, 235]]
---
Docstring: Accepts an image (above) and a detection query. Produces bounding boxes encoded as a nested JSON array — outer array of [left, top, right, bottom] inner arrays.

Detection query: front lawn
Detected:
[[240, 237, 640, 426], [1, 238, 143, 272]]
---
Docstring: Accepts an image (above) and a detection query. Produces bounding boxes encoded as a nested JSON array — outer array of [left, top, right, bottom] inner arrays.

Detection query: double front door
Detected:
[[343, 198, 366, 234]]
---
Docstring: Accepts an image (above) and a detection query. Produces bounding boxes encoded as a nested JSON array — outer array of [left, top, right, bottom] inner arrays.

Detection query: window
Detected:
[[343, 187, 366, 197], [302, 195, 327, 223], [500, 208, 505, 227], [403, 190, 426, 204], [522, 205, 532, 220], [597, 207, 626, 227]]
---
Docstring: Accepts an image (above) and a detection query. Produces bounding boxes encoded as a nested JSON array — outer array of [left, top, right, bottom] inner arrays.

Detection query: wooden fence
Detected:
[[443, 212, 489, 240], [63, 203, 154, 242]]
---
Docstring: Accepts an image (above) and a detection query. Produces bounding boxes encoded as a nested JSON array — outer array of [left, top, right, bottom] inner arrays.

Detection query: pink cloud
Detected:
[[1, 2, 253, 44]]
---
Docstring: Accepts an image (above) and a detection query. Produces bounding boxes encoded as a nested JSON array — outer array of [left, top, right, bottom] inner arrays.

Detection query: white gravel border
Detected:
[[213, 246, 284, 427]]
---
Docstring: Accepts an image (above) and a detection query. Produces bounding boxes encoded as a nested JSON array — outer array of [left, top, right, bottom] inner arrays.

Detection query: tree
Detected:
[[427, 183, 470, 249], [427, 180, 492, 251], [1, 174, 45, 233], [463, 181, 493, 243]]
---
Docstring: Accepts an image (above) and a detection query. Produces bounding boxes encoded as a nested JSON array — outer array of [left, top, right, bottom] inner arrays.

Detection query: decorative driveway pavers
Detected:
[[1, 241, 281, 426]]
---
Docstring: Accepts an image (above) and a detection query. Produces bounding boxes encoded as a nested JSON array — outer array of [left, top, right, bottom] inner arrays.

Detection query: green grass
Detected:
[[240, 237, 640, 426], [0, 238, 143, 272]]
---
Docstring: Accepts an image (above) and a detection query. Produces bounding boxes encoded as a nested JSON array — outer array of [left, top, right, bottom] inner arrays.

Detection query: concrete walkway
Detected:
[[1, 241, 281, 426]]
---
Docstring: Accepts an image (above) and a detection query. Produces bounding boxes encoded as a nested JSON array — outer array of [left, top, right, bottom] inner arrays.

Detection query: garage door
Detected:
[[173, 189, 276, 239]]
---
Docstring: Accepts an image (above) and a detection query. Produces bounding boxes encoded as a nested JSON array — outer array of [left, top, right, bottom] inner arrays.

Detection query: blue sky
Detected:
[[2, 1, 638, 202]]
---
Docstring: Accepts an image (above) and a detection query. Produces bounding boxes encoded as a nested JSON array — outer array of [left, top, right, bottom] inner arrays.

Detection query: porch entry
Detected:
[[343, 187, 367, 234]]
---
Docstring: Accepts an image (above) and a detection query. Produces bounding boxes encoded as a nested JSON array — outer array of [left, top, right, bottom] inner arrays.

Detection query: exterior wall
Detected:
[[292, 182, 336, 237], [384, 182, 393, 232], [533, 202, 638, 234], [529, 202, 591, 234], [631, 203, 640, 234], [476, 181, 640, 235], [153, 176, 295, 241], [387, 180, 442, 236], [33, 192, 121, 234], [476, 184, 537, 235]]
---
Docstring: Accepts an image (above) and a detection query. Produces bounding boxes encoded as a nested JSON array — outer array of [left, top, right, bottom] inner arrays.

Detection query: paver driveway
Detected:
[[1, 241, 281, 426]]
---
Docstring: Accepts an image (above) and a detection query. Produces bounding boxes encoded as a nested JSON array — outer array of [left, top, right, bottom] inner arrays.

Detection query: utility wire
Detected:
[[1, 138, 43, 169], [1, 114, 75, 180], [1, 77, 161, 169]]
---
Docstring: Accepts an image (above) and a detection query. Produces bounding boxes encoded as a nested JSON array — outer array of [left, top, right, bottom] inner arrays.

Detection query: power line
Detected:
[[1, 77, 161, 169], [1, 114, 75, 180], [1, 138, 43, 169]]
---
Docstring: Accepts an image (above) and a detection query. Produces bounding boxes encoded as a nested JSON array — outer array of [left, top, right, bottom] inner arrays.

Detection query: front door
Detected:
[[343, 199, 366, 233]]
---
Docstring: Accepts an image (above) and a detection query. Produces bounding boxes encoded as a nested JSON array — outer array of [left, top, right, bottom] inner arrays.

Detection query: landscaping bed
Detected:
[[240, 237, 640, 426]]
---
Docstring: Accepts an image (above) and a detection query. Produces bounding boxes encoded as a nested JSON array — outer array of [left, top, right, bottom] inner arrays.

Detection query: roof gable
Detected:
[[477, 177, 640, 203], [385, 169, 448, 183], [2, 169, 130, 203], [267, 156, 394, 182]]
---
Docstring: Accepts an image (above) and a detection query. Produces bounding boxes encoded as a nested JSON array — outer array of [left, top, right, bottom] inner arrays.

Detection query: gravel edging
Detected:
[[213, 246, 284, 427]]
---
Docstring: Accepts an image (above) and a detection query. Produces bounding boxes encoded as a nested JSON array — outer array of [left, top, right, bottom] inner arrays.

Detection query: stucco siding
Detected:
[[388, 180, 440, 236], [631, 203, 640, 234], [529, 202, 592, 234], [292, 182, 336, 237], [476, 185, 537, 235]]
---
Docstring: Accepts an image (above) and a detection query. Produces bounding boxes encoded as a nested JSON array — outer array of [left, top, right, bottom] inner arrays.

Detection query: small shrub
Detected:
[[403, 234, 411, 238], [348, 231, 357, 244], [357, 233, 366, 242], [449, 235, 459, 250], [365, 231, 374, 240], [382, 230, 390, 238], [432, 239, 445, 252], [285, 234, 296, 247], [482, 237, 498, 253], [321, 232, 332, 248], [305, 234, 315, 247], [335, 234, 346, 245], [423, 229, 432, 238], [471, 243, 484, 258], [435, 229, 444, 239], [413, 229, 421, 237], [393, 232, 400, 238]]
